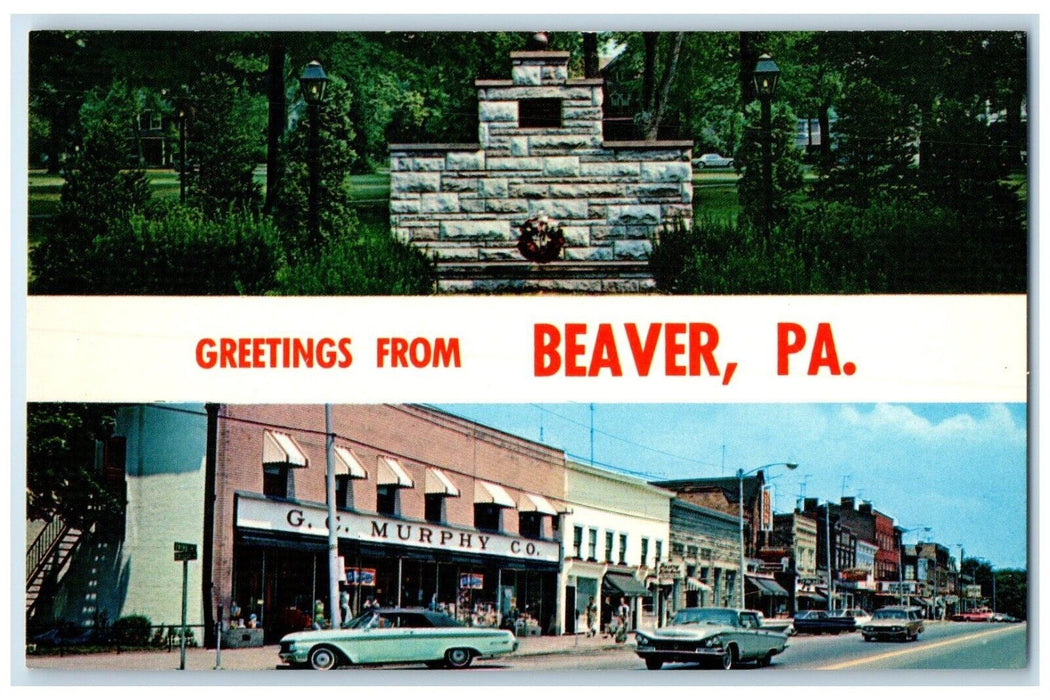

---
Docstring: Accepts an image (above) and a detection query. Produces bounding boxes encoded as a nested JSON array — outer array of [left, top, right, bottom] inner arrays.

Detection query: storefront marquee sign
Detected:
[[460, 573, 484, 589], [237, 494, 561, 563]]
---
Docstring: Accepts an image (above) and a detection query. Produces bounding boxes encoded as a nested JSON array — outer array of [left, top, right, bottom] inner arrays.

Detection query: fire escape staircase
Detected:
[[26, 515, 89, 619]]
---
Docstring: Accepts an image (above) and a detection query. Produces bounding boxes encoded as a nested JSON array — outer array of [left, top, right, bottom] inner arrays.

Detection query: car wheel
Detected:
[[645, 657, 663, 670], [308, 645, 340, 671], [758, 651, 773, 668], [863, 635, 873, 642], [696, 162, 705, 169], [444, 647, 474, 669], [720, 645, 737, 670], [727, 160, 734, 168]]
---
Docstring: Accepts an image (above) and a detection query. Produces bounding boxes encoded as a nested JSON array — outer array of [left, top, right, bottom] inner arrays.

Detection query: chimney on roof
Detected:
[[841, 497, 855, 511], [859, 502, 872, 515], [803, 497, 818, 512]]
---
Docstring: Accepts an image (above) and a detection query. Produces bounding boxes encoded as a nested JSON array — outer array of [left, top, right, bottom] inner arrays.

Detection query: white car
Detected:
[[692, 153, 734, 169], [832, 608, 872, 627]]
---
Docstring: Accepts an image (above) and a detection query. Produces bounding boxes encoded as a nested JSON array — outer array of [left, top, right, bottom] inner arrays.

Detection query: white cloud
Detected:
[[838, 404, 1025, 445]]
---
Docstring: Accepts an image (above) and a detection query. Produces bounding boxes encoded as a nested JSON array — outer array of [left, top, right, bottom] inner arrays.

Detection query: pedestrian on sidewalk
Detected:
[[586, 597, 598, 637]]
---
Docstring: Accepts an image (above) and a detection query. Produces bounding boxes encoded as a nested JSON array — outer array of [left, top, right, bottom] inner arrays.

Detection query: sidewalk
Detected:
[[24, 632, 630, 673]]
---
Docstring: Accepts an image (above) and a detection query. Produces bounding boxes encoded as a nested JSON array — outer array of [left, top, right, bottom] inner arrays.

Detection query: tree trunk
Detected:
[[583, 33, 599, 79], [645, 33, 684, 141], [264, 33, 287, 214]]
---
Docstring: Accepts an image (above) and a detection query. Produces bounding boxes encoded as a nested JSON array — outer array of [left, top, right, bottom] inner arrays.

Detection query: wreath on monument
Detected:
[[516, 215, 566, 263]]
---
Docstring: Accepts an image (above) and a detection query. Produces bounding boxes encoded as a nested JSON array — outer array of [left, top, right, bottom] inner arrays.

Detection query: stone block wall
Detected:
[[389, 50, 693, 292]]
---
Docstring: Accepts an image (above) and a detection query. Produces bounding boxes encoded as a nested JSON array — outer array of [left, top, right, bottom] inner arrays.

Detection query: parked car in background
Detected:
[[692, 153, 735, 169], [756, 613, 795, 636], [278, 607, 518, 670], [860, 606, 925, 642], [791, 610, 857, 635], [991, 613, 1021, 623], [831, 608, 871, 627], [634, 607, 789, 670], [953, 608, 994, 622]]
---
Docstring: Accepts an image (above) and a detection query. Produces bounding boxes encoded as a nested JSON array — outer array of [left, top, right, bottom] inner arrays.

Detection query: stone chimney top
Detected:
[[509, 50, 570, 86], [526, 32, 549, 50]]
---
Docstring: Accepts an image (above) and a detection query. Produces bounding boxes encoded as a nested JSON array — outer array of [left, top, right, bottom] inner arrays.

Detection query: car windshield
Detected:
[[345, 610, 381, 629], [672, 609, 739, 626], [874, 610, 907, 620]]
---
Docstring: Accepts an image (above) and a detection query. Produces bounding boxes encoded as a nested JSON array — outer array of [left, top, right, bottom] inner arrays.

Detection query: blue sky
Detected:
[[431, 403, 1028, 570]]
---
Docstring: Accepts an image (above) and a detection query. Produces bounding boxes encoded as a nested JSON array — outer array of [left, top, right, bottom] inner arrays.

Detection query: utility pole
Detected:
[[325, 405, 341, 629]]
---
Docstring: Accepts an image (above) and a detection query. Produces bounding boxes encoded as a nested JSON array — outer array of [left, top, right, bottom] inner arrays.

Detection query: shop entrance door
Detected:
[[564, 586, 576, 634]]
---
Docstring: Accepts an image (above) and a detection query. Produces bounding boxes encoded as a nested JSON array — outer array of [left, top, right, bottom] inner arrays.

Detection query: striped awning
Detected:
[[377, 456, 414, 487], [333, 446, 367, 479], [475, 480, 515, 508], [518, 493, 558, 515], [686, 577, 712, 592], [424, 468, 460, 497], [263, 431, 308, 468]]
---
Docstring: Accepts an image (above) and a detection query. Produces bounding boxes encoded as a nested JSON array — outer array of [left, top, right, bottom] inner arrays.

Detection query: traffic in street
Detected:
[[25, 621, 1026, 674]]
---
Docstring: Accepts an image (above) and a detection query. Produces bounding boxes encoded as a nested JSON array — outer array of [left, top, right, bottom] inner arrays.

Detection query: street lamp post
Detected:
[[752, 53, 781, 234], [897, 526, 930, 606], [737, 462, 797, 609], [299, 60, 329, 246]]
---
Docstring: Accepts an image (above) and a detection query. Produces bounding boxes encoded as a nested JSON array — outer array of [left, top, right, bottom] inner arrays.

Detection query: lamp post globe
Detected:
[[299, 60, 329, 105]]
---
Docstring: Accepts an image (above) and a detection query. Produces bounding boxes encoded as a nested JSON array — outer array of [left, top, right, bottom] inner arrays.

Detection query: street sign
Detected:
[[174, 542, 197, 561]]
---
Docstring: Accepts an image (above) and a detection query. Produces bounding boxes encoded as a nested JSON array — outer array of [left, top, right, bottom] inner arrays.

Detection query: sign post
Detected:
[[174, 542, 197, 670]]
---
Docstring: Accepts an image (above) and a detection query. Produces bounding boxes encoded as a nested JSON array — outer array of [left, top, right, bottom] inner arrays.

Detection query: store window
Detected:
[[335, 475, 352, 508], [519, 512, 543, 539], [619, 534, 628, 565], [655, 540, 663, 563], [640, 538, 649, 567], [605, 532, 614, 563], [573, 526, 583, 559], [588, 528, 598, 561], [474, 503, 502, 532]]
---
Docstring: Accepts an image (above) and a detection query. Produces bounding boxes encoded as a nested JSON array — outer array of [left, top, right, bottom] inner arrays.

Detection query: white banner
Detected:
[[236, 494, 561, 563], [25, 295, 1026, 403]]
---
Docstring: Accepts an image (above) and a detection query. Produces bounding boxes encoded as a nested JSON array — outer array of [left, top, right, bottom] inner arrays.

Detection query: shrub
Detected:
[[90, 205, 284, 294], [275, 216, 436, 295], [111, 615, 152, 647], [650, 196, 1026, 294]]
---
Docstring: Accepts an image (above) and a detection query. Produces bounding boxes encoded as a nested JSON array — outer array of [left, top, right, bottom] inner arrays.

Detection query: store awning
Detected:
[[912, 597, 932, 606], [747, 576, 789, 597], [424, 468, 460, 497], [377, 456, 414, 487], [686, 577, 712, 592], [333, 446, 367, 479], [475, 480, 515, 508], [796, 591, 827, 602], [604, 573, 651, 597], [263, 430, 308, 468], [518, 493, 558, 515]]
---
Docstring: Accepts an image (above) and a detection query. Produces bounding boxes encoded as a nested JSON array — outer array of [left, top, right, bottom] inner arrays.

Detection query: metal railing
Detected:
[[26, 516, 70, 584]]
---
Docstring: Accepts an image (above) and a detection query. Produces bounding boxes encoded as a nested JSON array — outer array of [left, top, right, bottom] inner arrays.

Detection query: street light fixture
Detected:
[[752, 53, 780, 234], [737, 462, 798, 609], [299, 60, 329, 246]]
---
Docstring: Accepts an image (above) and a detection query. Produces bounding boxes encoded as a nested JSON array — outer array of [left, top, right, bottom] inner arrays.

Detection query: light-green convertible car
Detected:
[[278, 607, 519, 670]]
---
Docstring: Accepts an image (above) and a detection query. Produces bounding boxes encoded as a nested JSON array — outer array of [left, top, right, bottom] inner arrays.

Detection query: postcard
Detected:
[[14, 15, 1032, 687]]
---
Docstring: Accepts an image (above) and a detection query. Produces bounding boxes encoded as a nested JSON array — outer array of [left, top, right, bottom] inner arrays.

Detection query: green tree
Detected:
[[271, 74, 360, 254], [27, 404, 122, 528], [30, 83, 152, 293], [184, 72, 266, 216]]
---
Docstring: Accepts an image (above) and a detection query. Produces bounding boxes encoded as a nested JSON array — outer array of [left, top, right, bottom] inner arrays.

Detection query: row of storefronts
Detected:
[[33, 403, 968, 642]]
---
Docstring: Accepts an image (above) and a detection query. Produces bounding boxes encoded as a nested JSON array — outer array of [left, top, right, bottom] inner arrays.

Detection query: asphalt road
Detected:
[[23, 622, 1027, 678]]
